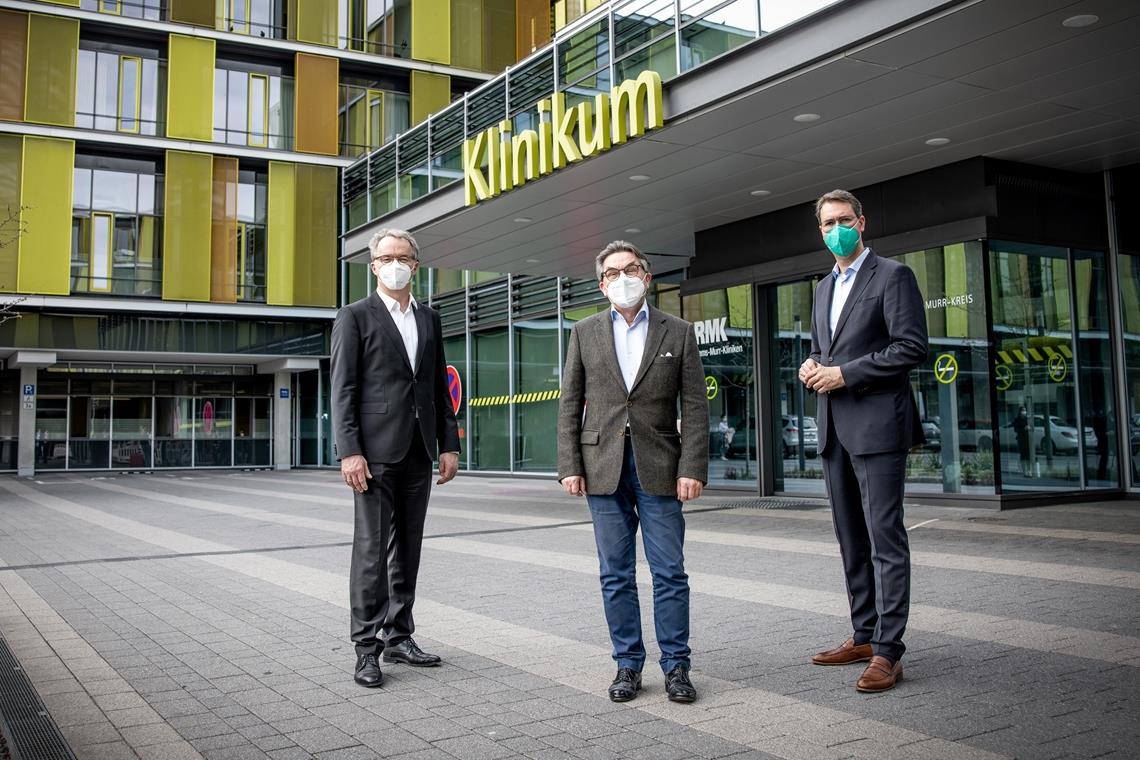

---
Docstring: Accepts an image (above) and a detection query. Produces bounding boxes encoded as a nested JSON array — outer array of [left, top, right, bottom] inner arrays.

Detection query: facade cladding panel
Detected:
[[24, 13, 78, 126], [162, 151, 214, 302], [0, 11, 28, 121], [166, 35, 215, 141], [0, 135, 20, 293], [18, 137, 73, 295], [294, 53, 339, 155]]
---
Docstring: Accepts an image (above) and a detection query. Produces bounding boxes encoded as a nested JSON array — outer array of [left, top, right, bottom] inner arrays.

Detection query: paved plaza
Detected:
[[0, 471, 1137, 760]]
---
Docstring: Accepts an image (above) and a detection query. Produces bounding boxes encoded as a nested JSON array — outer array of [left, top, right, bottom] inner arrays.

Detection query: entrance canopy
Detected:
[[343, 0, 1140, 279]]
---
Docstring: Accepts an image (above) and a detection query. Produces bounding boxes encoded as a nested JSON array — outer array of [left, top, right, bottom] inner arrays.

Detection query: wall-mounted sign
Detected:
[[705, 376, 719, 400], [446, 365, 462, 416], [934, 353, 958, 384], [1048, 354, 1067, 383], [23, 384, 34, 396], [463, 71, 664, 206], [994, 364, 1013, 391], [279, 388, 290, 399]]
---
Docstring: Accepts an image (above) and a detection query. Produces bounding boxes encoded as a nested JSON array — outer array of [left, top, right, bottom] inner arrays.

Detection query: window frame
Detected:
[[117, 55, 142, 134], [90, 212, 114, 293], [229, 0, 252, 34], [247, 73, 269, 147]]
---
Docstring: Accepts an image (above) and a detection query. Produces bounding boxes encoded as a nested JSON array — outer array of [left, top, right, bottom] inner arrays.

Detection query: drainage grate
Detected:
[[713, 497, 829, 511], [0, 635, 76, 760]]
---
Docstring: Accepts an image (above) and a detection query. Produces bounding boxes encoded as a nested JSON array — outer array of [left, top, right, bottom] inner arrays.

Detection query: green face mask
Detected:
[[823, 223, 860, 257]]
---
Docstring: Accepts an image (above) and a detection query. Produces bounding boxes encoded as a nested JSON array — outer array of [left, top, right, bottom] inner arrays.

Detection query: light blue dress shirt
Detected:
[[829, 247, 871, 335], [611, 301, 649, 392]]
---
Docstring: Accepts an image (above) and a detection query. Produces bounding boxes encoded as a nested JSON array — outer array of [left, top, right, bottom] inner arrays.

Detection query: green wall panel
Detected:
[[166, 35, 215, 141], [267, 161, 296, 306], [410, 71, 451, 125], [0, 135, 20, 292], [162, 151, 213, 302], [412, 0, 450, 64], [18, 137, 73, 295], [24, 14, 78, 126]]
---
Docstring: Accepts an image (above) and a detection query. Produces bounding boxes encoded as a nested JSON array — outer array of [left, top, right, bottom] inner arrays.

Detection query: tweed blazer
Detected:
[[557, 304, 709, 496]]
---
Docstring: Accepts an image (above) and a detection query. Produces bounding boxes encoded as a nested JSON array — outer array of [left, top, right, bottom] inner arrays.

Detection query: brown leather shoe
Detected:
[[811, 638, 873, 666], [856, 656, 902, 692]]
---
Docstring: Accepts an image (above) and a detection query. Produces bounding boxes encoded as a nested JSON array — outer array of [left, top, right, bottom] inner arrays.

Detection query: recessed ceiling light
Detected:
[[925, 137, 951, 146], [1062, 14, 1098, 28], [525, 258, 540, 263], [628, 174, 651, 181], [512, 217, 532, 223], [750, 189, 771, 197], [624, 228, 641, 234], [793, 113, 820, 123]]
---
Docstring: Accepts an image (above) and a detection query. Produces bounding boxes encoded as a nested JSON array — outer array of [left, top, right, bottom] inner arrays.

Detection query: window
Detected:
[[71, 159, 162, 297], [236, 170, 267, 302], [339, 85, 408, 158], [214, 67, 292, 149], [76, 48, 161, 135]]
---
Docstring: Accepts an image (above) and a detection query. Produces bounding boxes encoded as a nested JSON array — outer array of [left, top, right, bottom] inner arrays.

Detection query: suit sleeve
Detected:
[[840, 264, 929, 389], [330, 307, 363, 461], [678, 322, 710, 484], [433, 310, 461, 457], [556, 323, 586, 482]]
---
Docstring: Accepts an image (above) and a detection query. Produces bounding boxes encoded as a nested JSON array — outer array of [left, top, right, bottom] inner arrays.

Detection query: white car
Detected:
[[1001, 414, 1096, 455]]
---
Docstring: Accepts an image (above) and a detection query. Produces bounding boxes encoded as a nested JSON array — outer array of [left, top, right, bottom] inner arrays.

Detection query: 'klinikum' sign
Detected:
[[462, 70, 664, 206]]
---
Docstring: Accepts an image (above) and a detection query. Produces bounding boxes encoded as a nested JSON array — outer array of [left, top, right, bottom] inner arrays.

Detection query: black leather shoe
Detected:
[[607, 668, 642, 702], [665, 665, 696, 703], [383, 638, 441, 667], [354, 653, 383, 687]]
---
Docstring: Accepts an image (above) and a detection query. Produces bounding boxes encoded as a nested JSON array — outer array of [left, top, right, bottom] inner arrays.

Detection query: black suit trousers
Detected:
[[821, 438, 910, 663], [350, 427, 433, 656]]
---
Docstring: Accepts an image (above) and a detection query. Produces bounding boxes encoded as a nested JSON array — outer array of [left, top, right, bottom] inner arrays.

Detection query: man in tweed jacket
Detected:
[[557, 240, 709, 704]]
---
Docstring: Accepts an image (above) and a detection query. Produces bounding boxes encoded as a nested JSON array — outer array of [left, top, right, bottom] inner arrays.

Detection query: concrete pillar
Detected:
[[273, 370, 291, 470], [11, 351, 57, 477], [17, 365, 36, 477]]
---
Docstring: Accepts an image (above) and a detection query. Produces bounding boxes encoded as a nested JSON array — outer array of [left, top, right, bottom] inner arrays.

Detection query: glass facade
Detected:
[[32, 372, 272, 471], [75, 45, 163, 135], [213, 65, 293, 149]]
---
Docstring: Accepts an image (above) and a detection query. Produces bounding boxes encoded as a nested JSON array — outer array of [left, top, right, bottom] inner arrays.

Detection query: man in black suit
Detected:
[[331, 228, 460, 688], [798, 190, 928, 693]]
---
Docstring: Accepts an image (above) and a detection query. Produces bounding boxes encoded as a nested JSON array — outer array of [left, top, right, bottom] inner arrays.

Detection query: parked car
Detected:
[[781, 415, 817, 459], [958, 418, 994, 452], [919, 419, 941, 452], [1000, 414, 1096, 455]]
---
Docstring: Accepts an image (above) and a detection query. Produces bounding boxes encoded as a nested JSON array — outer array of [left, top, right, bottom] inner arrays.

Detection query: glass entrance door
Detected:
[[770, 280, 823, 494], [990, 242, 1116, 490]]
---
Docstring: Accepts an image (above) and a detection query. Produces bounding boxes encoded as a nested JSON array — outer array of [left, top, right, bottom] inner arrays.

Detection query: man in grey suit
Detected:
[[557, 241, 709, 703], [331, 228, 460, 688], [799, 190, 928, 693]]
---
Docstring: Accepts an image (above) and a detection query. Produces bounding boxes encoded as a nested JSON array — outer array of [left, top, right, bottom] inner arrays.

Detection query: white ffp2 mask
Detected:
[[606, 274, 647, 309], [378, 261, 413, 290]]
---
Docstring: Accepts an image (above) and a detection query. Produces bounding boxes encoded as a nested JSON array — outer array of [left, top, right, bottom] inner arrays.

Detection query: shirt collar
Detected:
[[610, 300, 649, 325], [831, 247, 871, 281], [377, 289, 417, 314]]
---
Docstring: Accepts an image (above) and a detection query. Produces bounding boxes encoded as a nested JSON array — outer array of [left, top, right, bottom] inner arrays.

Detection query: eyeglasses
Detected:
[[601, 263, 644, 282], [820, 215, 859, 231], [373, 255, 416, 266]]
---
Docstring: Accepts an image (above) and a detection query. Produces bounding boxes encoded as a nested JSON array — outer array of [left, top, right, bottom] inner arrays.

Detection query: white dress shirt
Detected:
[[611, 301, 649, 392], [829, 247, 871, 335], [378, 290, 419, 367]]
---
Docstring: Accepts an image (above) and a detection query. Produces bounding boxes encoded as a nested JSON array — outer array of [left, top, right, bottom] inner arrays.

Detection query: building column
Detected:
[[273, 370, 291, 470], [257, 357, 322, 471], [11, 351, 57, 477]]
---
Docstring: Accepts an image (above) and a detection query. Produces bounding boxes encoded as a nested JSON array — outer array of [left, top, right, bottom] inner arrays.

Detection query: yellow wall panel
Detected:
[[294, 53, 339, 155], [0, 135, 20, 292], [211, 156, 239, 303], [267, 161, 296, 306], [483, 0, 514, 72], [292, 164, 337, 307], [451, 0, 482, 70], [413, 0, 450, 64], [410, 71, 450, 125], [17, 137, 73, 295], [169, 0, 216, 26], [163, 151, 213, 302], [0, 11, 28, 122], [166, 35, 215, 141], [24, 14, 78, 127], [292, 0, 338, 46]]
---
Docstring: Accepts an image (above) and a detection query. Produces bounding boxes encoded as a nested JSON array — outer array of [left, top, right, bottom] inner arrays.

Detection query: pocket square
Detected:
[[660, 352, 673, 357]]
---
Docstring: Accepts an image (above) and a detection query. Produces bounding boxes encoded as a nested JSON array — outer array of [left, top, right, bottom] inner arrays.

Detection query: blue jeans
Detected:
[[586, 439, 690, 674]]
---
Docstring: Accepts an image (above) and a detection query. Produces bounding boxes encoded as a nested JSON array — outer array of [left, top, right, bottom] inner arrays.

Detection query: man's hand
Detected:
[[797, 357, 820, 384], [437, 452, 459, 485], [804, 364, 846, 393], [677, 477, 703, 502], [341, 455, 371, 493], [561, 475, 587, 497]]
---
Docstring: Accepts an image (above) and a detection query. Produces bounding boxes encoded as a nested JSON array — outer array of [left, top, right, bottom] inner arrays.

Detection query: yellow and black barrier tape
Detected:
[[469, 389, 562, 407], [996, 344, 1072, 365]]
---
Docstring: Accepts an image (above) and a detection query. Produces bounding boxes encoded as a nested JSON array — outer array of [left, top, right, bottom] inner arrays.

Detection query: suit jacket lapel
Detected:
[[413, 304, 430, 373], [629, 307, 667, 393], [829, 252, 877, 348], [365, 291, 413, 373], [817, 274, 835, 355], [598, 312, 627, 391]]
